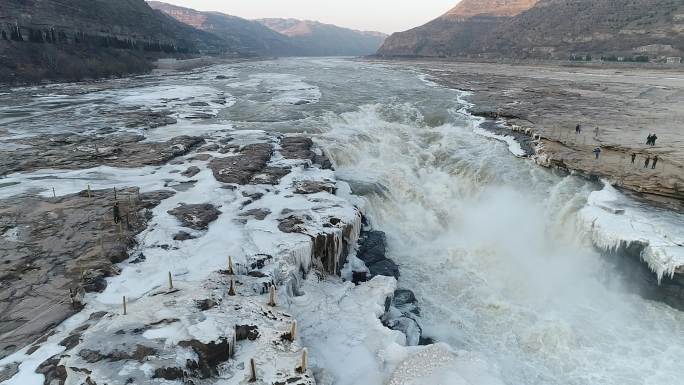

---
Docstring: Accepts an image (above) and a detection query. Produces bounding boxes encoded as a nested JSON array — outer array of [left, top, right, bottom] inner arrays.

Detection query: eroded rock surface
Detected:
[[0, 134, 204, 176], [209, 143, 274, 184], [168, 203, 222, 230], [0, 188, 172, 359], [418, 62, 684, 210]]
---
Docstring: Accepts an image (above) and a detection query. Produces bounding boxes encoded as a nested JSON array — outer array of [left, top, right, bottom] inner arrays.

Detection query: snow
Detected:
[[0, 119, 393, 384], [578, 181, 684, 282]]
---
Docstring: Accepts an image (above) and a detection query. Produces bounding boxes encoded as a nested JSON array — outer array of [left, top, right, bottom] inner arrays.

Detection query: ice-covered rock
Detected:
[[578, 182, 684, 283]]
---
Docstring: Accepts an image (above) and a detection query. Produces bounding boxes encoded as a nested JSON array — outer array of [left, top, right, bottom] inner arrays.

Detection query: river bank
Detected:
[[408, 61, 684, 211]]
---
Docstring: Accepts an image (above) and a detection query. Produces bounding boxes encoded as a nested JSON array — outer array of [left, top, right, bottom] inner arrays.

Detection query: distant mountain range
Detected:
[[0, 0, 386, 84], [146, 1, 297, 57], [378, 0, 684, 61], [148, 2, 387, 57], [256, 18, 388, 56]]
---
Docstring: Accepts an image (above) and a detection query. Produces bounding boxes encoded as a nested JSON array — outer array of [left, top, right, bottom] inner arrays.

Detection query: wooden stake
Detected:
[[267, 285, 276, 307], [231, 333, 236, 358], [168, 271, 173, 290], [297, 348, 308, 373], [249, 358, 257, 382], [227, 256, 234, 275], [52, 187, 56, 198], [228, 279, 236, 296], [114, 186, 117, 200], [289, 320, 297, 341], [122, 296, 127, 315]]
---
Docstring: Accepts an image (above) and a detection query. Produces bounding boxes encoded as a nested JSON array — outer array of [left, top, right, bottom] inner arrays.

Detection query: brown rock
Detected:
[[167, 203, 221, 230]]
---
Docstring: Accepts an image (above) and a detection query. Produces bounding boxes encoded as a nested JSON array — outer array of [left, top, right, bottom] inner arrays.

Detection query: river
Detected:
[[1, 58, 683, 385]]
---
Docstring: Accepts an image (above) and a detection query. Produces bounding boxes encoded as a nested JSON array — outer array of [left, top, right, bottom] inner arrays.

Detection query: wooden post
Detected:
[[227, 256, 234, 275], [228, 279, 236, 296], [168, 271, 173, 290], [267, 285, 276, 307], [289, 320, 297, 341], [87, 185, 91, 198], [249, 358, 257, 382], [122, 296, 127, 315], [231, 333, 236, 358], [114, 186, 117, 200], [52, 187, 56, 198], [297, 348, 308, 373]]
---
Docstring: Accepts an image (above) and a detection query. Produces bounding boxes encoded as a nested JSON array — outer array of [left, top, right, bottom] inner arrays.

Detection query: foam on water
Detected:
[[318, 93, 684, 385]]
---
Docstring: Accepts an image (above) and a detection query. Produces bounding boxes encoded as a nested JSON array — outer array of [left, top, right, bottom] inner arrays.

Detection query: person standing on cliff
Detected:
[[644, 155, 651, 168], [594, 126, 600, 138], [652, 155, 659, 169], [593, 147, 601, 160], [113, 201, 121, 224], [651, 134, 658, 146], [646, 134, 653, 145], [631, 153, 637, 164], [576, 124, 581, 134]]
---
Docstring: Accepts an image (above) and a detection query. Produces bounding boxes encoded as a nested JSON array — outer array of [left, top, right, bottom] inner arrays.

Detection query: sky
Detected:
[[164, 0, 459, 34]]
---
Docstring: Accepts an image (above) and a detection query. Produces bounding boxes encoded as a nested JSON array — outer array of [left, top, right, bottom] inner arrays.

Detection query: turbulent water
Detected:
[[2, 58, 684, 385]]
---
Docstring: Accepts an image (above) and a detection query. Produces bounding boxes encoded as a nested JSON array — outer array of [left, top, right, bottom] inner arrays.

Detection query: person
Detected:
[[644, 155, 651, 168], [646, 134, 653, 145], [651, 134, 658, 146], [631, 153, 637, 164], [593, 147, 601, 160], [652, 155, 659, 169], [113, 201, 121, 224], [576, 124, 581, 134], [594, 126, 600, 137]]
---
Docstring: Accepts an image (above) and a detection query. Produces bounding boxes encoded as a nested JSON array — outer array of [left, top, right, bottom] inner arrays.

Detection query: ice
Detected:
[[454, 91, 527, 157], [472, 123, 526, 157], [250, 73, 322, 105], [578, 182, 684, 282], [287, 275, 403, 385], [114, 85, 219, 106], [0, 121, 383, 384], [387, 344, 505, 385]]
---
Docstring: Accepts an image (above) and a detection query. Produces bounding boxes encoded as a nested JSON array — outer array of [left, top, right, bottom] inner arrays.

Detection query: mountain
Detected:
[[257, 18, 388, 56], [147, 1, 298, 56], [377, 0, 684, 60], [0, 0, 231, 84], [147, 2, 387, 57]]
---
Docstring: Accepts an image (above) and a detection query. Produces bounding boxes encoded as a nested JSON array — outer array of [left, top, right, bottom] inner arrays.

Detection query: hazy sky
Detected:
[[165, 0, 458, 34]]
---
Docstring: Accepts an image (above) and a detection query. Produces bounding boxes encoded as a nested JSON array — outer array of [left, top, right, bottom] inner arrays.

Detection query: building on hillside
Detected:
[[666, 57, 682, 64]]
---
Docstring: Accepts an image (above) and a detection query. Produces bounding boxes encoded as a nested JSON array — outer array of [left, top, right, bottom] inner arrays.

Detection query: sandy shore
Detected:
[[407, 61, 684, 210]]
